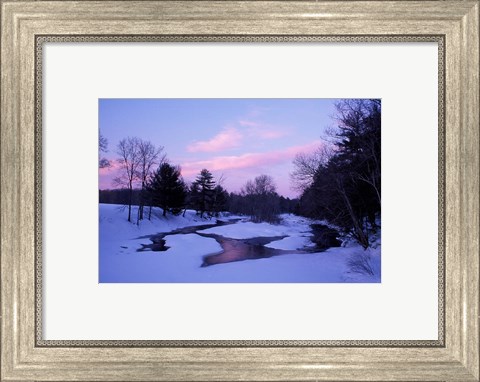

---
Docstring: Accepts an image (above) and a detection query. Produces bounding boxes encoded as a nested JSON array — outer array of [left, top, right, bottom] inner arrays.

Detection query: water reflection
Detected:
[[137, 218, 341, 267], [199, 235, 290, 266]]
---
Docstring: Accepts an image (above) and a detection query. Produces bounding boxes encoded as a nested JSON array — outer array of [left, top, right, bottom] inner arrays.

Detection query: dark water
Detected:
[[137, 218, 341, 267], [136, 220, 237, 252], [198, 234, 293, 267], [310, 224, 342, 250]]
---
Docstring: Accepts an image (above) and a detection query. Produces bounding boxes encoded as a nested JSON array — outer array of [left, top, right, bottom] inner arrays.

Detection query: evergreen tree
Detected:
[[295, 99, 381, 248], [191, 169, 216, 217], [147, 163, 186, 216], [211, 185, 229, 216]]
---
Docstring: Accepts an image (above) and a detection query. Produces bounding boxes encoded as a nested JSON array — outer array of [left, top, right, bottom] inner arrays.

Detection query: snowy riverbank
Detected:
[[99, 203, 381, 283]]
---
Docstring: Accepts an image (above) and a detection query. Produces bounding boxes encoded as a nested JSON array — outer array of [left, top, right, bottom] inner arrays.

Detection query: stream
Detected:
[[136, 218, 341, 267]]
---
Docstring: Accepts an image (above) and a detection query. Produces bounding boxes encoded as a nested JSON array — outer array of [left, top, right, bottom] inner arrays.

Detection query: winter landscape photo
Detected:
[[99, 99, 381, 283]]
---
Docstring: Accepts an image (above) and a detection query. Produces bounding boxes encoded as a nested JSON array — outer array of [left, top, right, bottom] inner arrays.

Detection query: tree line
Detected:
[[99, 135, 297, 223], [291, 99, 381, 248], [100, 98, 380, 240]]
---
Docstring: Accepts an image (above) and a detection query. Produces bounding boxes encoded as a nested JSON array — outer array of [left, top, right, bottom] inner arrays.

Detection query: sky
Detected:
[[98, 98, 339, 198]]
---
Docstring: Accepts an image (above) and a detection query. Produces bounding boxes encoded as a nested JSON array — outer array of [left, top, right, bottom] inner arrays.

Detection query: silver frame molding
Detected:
[[1, 1, 479, 381], [34, 34, 446, 349]]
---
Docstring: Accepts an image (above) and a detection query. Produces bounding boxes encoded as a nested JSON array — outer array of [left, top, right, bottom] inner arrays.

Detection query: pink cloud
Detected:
[[239, 119, 291, 140], [181, 140, 324, 176], [98, 159, 123, 190], [187, 127, 242, 153], [238, 120, 260, 128], [98, 158, 121, 175], [254, 129, 290, 139], [246, 106, 271, 118]]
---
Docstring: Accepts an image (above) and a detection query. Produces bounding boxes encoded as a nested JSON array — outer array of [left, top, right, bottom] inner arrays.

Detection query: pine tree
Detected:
[[191, 169, 216, 217], [296, 99, 381, 248], [147, 163, 186, 217], [211, 185, 229, 216]]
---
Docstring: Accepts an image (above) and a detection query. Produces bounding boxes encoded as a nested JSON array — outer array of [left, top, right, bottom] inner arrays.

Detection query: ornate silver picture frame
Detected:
[[1, 1, 478, 381]]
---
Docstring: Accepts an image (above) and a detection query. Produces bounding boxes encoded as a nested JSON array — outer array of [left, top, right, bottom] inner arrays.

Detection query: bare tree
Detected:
[[137, 140, 166, 223], [99, 132, 111, 169], [243, 174, 276, 195], [241, 175, 280, 223], [334, 175, 370, 248], [290, 145, 334, 192], [114, 137, 141, 222]]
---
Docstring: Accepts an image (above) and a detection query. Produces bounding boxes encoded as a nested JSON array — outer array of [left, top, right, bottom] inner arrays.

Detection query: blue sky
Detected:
[[99, 98, 338, 198]]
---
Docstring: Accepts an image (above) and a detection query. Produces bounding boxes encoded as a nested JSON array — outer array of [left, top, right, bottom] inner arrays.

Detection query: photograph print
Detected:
[[99, 98, 381, 283]]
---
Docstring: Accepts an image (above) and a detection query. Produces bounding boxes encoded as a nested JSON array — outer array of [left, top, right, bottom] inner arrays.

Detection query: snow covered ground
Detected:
[[99, 203, 381, 283]]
